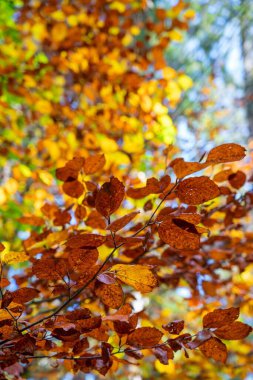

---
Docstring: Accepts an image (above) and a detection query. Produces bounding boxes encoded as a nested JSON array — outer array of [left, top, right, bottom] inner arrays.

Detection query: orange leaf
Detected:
[[66, 234, 106, 248], [177, 176, 220, 205], [170, 158, 208, 179], [83, 154, 106, 175], [200, 337, 227, 363], [62, 180, 84, 198], [106, 211, 140, 232], [12, 288, 39, 304], [95, 281, 124, 309], [68, 248, 98, 272], [228, 171, 246, 189], [206, 143, 246, 163], [127, 327, 163, 348], [158, 218, 200, 250]]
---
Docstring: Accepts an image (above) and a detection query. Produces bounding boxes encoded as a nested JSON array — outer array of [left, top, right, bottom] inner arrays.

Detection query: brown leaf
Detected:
[[203, 307, 240, 329], [68, 248, 98, 272], [177, 176, 220, 205], [62, 180, 84, 198], [162, 320, 184, 335], [83, 154, 106, 174], [206, 143, 246, 163], [106, 211, 140, 232], [76, 316, 102, 333], [75, 205, 87, 220], [96, 177, 125, 217], [228, 171, 246, 189], [95, 281, 124, 309], [12, 288, 39, 304], [66, 233, 106, 248], [158, 218, 200, 250], [14, 335, 36, 355], [56, 166, 79, 182], [127, 327, 163, 348], [214, 322, 252, 340], [65, 308, 91, 321], [200, 337, 227, 363], [187, 330, 212, 349], [153, 345, 174, 364], [1, 291, 13, 309], [32, 258, 68, 280], [170, 158, 208, 179]]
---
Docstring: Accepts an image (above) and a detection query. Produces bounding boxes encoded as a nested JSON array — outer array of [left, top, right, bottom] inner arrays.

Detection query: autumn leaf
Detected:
[[170, 158, 208, 179], [153, 345, 174, 364], [96, 177, 125, 217], [68, 248, 99, 272], [109, 264, 158, 293], [62, 180, 84, 198], [206, 143, 246, 163], [214, 322, 252, 340], [127, 327, 163, 347], [66, 234, 106, 248], [1, 251, 29, 265], [95, 281, 124, 309], [177, 176, 220, 205], [228, 171, 246, 189], [83, 154, 106, 174], [200, 337, 227, 363], [12, 288, 39, 305], [203, 307, 240, 329], [106, 211, 140, 232], [162, 320, 184, 335], [158, 217, 200, 250]]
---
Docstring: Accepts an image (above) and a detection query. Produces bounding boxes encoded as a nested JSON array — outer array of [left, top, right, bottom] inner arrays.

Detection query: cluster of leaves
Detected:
[[0, 143, 252, 378]]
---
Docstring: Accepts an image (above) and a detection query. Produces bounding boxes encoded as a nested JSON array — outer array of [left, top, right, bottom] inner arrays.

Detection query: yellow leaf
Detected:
[[2, 251, 29, 265], [109, 264, 158, 293]]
